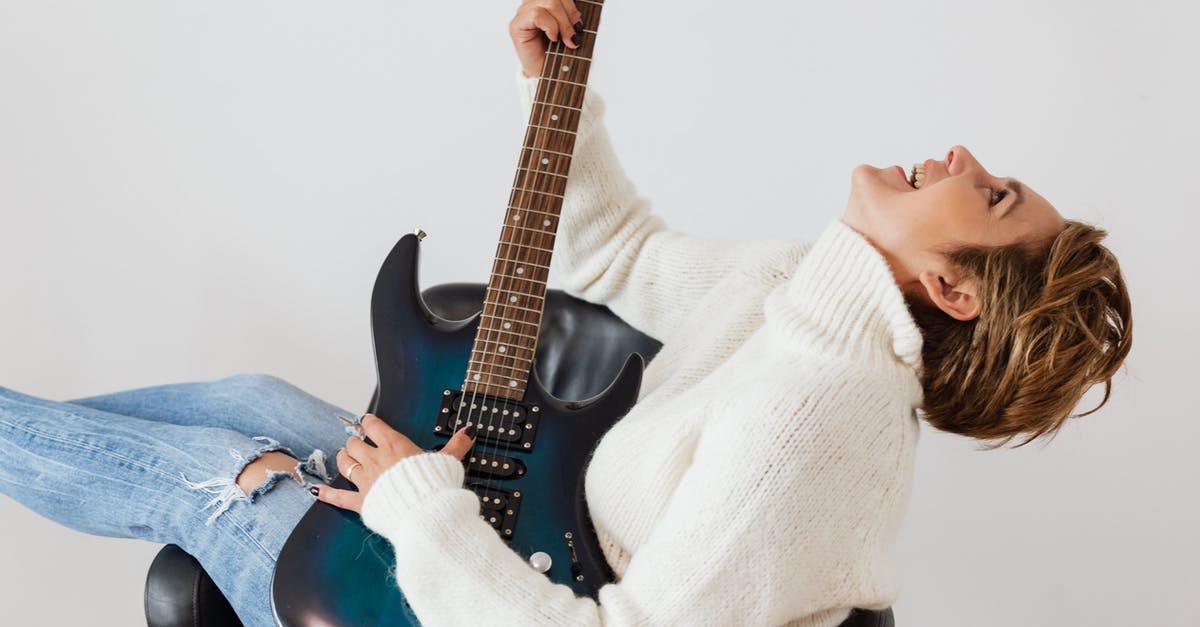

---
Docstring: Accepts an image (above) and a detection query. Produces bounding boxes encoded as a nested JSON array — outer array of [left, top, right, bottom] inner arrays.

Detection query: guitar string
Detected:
[[493, 16, 592, 557], [470, 32, 566, 532], [487, 30, 577, 528]]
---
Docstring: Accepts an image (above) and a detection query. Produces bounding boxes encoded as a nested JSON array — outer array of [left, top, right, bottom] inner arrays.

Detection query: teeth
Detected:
[[908, 163, 926, 189]]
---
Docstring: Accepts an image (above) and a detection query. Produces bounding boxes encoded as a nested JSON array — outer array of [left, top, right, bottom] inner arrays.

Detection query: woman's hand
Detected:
[[510, 0, 583, 78], [313, 413, 476, 515]]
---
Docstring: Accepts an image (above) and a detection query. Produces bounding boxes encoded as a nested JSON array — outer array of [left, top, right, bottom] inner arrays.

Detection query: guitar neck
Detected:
[[464, 1, 606, 401]]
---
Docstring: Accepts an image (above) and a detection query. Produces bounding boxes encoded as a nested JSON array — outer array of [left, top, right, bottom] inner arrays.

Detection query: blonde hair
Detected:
[[906, 220, 1132, 450]]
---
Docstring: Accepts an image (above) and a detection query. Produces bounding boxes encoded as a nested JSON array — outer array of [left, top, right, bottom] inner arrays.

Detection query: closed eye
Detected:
[[990, 188, 1008, 207]]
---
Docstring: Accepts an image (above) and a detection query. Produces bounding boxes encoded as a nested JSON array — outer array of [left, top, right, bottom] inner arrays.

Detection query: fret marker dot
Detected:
[[550, 114, 559, 121], [543, 219, 551, 226], [512, 214, 520, 221], [561, 65, 570, 72], [473, 374, 481, 380], [516, 267, 524, 274], [541, 158, 549, 165], [509, 381, 518, 387], [499, 346, 507, 353], [503, 322, 512, 329], [509, 295, 517, 302]]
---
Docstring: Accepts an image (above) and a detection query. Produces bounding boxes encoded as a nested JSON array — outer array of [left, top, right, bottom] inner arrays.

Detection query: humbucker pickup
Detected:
[[435, 389, 541, 451], [467, 482, 522, 539]]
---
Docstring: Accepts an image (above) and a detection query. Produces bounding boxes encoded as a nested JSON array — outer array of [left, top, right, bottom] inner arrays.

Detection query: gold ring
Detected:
[[345, 461, 363, 480]]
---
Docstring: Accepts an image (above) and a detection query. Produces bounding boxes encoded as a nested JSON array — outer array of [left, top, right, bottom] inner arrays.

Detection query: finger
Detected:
[[312, 484, 363, 514], [559, 0, 582, 26], [335, 447, 363, 481], [345, 436, 375, 467], [359, 413, 402, 448], [439, 425, 478, 461], [537, 0, 579, 49], [529, 6, 572, 47]]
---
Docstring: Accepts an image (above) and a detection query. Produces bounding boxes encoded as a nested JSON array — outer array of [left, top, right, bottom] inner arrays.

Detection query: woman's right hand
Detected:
[[510, 0, 583, 79]]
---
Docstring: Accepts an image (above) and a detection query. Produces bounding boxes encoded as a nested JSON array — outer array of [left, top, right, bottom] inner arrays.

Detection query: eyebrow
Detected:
[[1002, 178, 1025, 219]]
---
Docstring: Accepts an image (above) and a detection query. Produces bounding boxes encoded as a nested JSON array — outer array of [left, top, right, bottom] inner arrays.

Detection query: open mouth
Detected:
[[907, 163, 926, 189]]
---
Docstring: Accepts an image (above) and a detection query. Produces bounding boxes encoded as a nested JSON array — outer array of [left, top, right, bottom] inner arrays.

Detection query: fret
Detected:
[[487, 279, 548, 294], [539, 76, 590, 89], [475, 339, 535, 354], [511, 186, 564, 200], [531, 100, 581, 113], [478, 315, 540, 338], [487, 291, 546, 305], [489, 268, 549, 283], [497, 240, 554, 254], [475, 341, 537, 355], [466, 371, 528, 386], [493, 256, 550, 271], [468, 350, 535, 365], [522, 145, 574, 158], [517, 166, 569, 180], [545, 50, 593, 64], [503, 224, 556, 237], [465, 367, 528, 381], [483, 302, 543, 316], [465, 381, 526, 398], [526, 123, 577, 136], [477, 328, 539, 343], [576, 0, 603, 7], [467, 360, 527, 375], [507, 206, 560, 219]]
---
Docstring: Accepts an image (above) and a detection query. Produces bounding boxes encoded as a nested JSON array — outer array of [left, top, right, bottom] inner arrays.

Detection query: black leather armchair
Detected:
[[145, 283, 895, 626]]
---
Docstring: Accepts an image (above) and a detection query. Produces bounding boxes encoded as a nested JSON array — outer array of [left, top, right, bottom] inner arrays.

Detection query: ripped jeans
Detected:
[[0, 373, 364, 627]]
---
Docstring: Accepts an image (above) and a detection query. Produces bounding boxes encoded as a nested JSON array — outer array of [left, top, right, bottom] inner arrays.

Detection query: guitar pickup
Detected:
[[467, 483, 521, 539], [435, 390, 540, 451], [464, 451, 526, 480]]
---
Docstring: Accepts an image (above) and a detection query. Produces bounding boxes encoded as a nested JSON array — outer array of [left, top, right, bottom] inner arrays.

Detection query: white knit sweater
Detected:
[[358, 67, 925, 626]]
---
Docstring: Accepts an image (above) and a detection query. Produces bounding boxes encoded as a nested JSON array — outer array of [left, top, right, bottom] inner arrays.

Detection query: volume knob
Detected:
[[528, 551, 552, 573]]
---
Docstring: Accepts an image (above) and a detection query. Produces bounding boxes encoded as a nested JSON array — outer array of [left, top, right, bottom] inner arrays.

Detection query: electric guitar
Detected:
[[269, 2, 637, 624]]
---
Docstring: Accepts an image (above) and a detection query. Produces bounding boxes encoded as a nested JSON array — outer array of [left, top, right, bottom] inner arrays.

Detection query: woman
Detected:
[[0, 1, 1132, 625]]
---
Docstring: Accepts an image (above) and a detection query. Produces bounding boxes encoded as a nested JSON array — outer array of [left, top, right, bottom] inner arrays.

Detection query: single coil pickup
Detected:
[[436, 390, 540, 451], [465, 451, 526, 480], [467, 482, 521, 539]]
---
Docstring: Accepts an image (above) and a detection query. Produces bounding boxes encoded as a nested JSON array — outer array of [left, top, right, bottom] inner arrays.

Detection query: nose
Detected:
[[945, 145, 988, 178]]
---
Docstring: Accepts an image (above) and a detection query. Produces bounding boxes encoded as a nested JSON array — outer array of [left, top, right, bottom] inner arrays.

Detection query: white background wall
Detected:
[[1, 1, 1195, 625]]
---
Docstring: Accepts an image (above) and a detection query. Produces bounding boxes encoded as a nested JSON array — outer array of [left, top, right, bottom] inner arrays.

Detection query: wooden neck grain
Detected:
[[464, 1, 605, 400]]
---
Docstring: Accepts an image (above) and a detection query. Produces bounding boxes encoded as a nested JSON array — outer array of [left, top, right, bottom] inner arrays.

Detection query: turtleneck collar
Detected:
[[762, 219, 924, 373]]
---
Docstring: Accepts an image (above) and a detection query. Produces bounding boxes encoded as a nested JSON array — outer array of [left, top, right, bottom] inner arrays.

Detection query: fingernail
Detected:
[[308, 486, 320, 496], [465, 424, 477, 439], [574, 20, 583, 31], [571, 32, 581, 47]]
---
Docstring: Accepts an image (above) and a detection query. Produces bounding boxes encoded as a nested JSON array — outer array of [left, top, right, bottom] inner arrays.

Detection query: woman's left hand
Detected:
[[313, 413, 476, 515]]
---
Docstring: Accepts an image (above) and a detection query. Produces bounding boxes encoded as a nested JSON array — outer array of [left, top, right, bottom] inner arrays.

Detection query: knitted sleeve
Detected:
[[513, 66, 765, 343], [358, 354, 913, 626]]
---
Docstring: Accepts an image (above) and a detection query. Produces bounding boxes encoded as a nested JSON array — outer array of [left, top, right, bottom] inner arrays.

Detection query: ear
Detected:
[[916, 270, 981, 321]]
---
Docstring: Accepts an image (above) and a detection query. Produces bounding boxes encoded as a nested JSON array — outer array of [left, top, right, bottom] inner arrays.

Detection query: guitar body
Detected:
[[271, 232, 644, 626]]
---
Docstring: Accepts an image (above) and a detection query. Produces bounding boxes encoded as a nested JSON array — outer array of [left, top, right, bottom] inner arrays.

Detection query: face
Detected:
[[841, 145, 1065, 320]]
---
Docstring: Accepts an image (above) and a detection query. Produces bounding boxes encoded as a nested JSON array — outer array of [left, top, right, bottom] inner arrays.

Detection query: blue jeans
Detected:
[[0, 373, 363, 627]]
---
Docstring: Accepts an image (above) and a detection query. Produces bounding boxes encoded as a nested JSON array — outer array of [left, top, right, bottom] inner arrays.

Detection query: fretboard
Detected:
[[465, 0, 605, 400]]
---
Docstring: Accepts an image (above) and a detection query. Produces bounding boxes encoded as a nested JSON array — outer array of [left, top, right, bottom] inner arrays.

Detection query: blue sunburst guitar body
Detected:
[[270, 229, 641, 625]]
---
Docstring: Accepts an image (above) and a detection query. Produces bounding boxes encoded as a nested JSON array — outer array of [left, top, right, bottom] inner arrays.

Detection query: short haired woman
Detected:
[[0, 1, 1131, 625]]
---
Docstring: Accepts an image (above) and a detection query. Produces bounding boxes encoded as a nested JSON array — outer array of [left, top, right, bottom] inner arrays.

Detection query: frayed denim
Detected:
[[0, 373, 364, 627]]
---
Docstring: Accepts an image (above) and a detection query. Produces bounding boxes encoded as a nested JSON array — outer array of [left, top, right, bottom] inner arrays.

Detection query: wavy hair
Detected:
[[906, 220, 1132, 449]]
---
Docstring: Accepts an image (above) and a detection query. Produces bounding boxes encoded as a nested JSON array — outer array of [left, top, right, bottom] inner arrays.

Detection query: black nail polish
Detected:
[[308, 486, 320, 496], [574, 20, 583, 31], [571, 32, 581, 47], [465, 424, 477, 439]]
